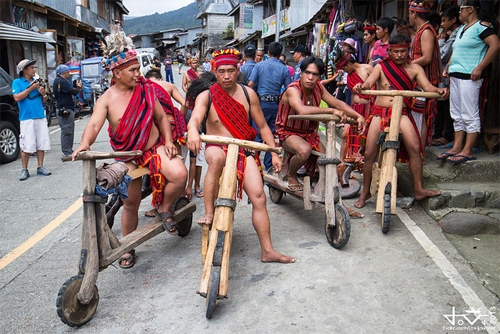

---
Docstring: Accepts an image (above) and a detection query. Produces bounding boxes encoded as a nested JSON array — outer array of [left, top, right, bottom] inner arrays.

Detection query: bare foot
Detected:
[[196, 215, 213, 225], [354, 193, 371, 209], [415, 188, 441, 201], [261, 249, 295, 263], [184, 188, 192, 200], [346, 206, 364, 219]]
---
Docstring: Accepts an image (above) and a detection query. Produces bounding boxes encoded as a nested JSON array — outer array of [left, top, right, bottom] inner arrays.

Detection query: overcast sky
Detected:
[[122, 0, 195, 18]]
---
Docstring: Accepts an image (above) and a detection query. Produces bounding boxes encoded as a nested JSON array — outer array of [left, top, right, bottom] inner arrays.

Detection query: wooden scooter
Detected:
[[359, 90, 441, 233], [56, 151, 196, 327], [263, 114, 351, 249], [196, 135, 281, 319]]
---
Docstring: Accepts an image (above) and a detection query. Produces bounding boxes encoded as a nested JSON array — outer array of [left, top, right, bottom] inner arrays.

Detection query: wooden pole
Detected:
[[376, 96, 403, 213], [200, 135, 282, 154], [360, 90, 441, 99], [324, 120, 337, 226], [77, 160, 99, 305], [61, 150, 143, 162], [199, 144, 239, 296]]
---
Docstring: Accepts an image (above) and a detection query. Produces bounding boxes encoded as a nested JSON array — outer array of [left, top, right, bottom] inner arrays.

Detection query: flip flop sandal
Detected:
[[144, 209, 156, 217], [287, 183, 304, 192], [118, 249, 136, 269], [195, 189, 204, 198], [438, 143, 454, 149], [436, 152, 455, 161], [155, 209, 178, 236]]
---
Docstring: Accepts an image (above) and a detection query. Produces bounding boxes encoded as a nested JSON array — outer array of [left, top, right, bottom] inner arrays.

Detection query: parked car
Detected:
[[81, 56, 106, 111], [136, 50, 154, 76], [0, 67, 20, 163]]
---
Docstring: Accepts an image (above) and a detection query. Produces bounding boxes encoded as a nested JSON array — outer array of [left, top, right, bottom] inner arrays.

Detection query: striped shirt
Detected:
[[449, 21, 496, 78]]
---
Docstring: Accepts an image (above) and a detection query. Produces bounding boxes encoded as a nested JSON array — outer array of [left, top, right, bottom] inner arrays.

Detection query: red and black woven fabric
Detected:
[[150, 80, 186, 144], [108, 77, 166, 207], [187, 68, 199, 82], [379, 59, 413, 108], [347, 72, 371, 100], [275, 80, 322, 176], [209, 82, 258, 199]]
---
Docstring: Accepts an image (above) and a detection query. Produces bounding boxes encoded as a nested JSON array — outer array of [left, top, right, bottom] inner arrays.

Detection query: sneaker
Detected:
[[37, 166, 52, 176], [19, 169, 30, 181]]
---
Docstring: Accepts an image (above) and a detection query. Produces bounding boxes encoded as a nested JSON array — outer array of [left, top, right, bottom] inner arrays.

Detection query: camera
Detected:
[[36, 78, 45, 88], [58, 107, 70, 117]]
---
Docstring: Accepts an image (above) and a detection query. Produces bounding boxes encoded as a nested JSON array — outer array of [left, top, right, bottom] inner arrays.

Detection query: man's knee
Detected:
[[206, 151, 226, 170], [249, 189, 267, 208], [290, 142, 311, 159]]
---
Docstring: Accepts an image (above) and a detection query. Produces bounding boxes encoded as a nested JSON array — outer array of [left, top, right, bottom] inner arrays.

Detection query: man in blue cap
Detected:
[[53, 64, 83, 157], [291, 44, 308, 80], [240, 44, 257, 85]]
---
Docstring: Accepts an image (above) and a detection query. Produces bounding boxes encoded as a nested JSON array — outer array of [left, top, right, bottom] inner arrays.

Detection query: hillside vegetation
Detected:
[[124, 2, 199, 34]]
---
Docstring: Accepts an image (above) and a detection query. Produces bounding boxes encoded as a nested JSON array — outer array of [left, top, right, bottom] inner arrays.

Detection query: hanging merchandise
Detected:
[[327, 2, 339, 40], [335, 0, 357, 36], [312, 23, 328, 60]]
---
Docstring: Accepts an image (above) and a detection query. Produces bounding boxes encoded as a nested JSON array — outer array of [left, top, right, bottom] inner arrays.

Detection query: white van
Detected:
[[137, 51, 153, 76]]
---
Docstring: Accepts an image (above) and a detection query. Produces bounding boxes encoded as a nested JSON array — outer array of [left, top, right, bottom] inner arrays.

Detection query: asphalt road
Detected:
[[0, 71, 498, 333]]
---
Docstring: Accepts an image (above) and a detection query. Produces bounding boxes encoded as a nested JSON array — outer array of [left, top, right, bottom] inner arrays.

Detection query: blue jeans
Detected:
[[165, 69, 174, 83], [252, 101, 278, 169]]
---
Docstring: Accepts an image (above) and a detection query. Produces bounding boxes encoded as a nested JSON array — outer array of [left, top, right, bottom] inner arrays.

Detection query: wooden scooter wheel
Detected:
[[56, 275, 99, 327], [268, 185, 284, 204], [325, 204, 351, 249], [174, 196, 193, 237], [206, 268, 220, 319]]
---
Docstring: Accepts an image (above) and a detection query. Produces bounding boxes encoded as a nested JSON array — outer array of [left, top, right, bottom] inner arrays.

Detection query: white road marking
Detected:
[[397, 210, 499, 333]]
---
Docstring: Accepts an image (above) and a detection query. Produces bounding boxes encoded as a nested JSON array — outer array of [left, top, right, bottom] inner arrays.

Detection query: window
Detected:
[[98, 0, 107, 20]]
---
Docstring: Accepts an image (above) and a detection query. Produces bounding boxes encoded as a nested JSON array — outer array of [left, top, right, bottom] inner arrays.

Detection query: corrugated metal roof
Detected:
[[0, 22, 56, 44]]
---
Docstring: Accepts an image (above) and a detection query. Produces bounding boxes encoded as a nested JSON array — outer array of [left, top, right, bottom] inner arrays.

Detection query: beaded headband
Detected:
[[409, 1, 432, 13], [212, 49, 240, 68]]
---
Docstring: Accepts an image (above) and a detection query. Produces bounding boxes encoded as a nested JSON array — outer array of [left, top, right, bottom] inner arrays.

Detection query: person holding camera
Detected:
[[12, 59, 51, 181], [53, 64, 82, 157]]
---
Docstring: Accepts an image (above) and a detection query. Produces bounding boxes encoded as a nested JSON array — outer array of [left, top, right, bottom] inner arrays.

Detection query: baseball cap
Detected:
[[17, 59, 36, 73], [243, 44, 256, 57], [291, 44, 307, 54], [55, 64, 70, 75]]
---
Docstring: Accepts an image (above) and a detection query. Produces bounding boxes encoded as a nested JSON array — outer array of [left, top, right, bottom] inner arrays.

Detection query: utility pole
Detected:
[[275, 0, 281, 42]]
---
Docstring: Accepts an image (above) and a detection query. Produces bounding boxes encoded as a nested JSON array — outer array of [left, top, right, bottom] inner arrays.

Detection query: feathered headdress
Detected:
[[101, 21, 138, 71]]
